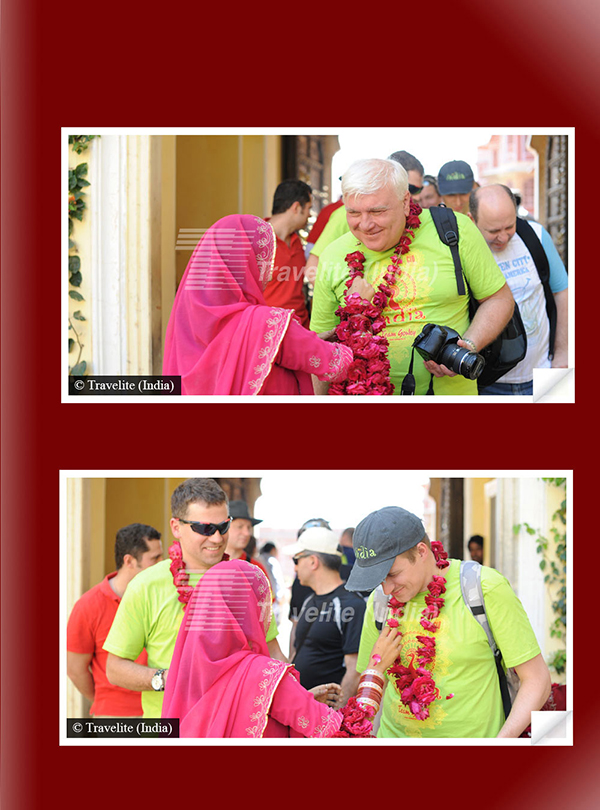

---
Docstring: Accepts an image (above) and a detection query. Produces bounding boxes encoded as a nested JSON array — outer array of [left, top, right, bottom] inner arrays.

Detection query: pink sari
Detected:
[[162, 560, 344, 738], [163, 214, 352, 395]]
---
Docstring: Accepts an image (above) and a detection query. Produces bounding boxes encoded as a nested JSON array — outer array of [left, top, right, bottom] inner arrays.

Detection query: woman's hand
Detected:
[[347, 276, 375, 302], [309, 682, 343, 709], [317, 329, 336, 342], [367, 625, 403, 674]]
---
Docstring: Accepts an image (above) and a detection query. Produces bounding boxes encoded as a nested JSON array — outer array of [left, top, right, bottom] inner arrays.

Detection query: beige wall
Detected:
[[175, 135, 281, 286]]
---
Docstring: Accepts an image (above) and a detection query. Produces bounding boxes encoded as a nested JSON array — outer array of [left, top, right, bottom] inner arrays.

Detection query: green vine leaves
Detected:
[[514, 478, 566, 675], [68, 136, 97, 375]]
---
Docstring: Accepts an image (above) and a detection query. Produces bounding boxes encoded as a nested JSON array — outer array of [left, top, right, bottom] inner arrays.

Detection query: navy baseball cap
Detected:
[[345, 506, 426, 592], [437, 160, 475, 195]]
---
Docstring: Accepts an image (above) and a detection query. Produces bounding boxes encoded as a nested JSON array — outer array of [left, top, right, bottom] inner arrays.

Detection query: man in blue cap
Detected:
[[437, 159, 476, 214], [346, 505, 551, 738]]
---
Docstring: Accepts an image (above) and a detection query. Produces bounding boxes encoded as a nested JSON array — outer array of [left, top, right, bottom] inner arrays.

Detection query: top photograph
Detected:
[[63, 128, 573, 403]]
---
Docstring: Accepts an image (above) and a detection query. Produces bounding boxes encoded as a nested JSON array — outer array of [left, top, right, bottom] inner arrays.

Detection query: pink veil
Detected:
[[162, 560, 292, 738], [163, 214, 295, 394]]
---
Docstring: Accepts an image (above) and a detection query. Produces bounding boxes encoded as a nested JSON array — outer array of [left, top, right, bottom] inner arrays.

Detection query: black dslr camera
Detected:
[[412, 324, 485, 380]]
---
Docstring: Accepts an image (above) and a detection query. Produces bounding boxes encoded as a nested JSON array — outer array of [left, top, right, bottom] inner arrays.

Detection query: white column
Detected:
[[91, 135, 157, 375], [66, 478, 89, 718], [496, 477, 547, 650]]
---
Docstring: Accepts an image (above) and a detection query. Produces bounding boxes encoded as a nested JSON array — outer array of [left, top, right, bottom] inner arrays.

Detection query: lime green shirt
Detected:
[[356, 560, 541, 738], [311, 205, 350, 257], [104, 558, 278, 718], [310, 209, 506, 395]]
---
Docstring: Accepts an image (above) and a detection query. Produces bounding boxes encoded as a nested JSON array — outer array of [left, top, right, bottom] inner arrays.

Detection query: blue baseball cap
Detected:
[[345, 506, 426, 592]]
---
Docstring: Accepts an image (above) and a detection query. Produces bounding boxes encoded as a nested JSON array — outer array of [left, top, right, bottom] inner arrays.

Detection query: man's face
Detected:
[[296, 198, 312, 231], [473, 197, 517, 253], [469, 543, 484, 564], [294, 552, 315, 587], [441, 192, 471, 214], [170, 501, 230, 572], [345, 185, 411, 253], [227, 518, 253, 552], [417, 184, 442, 209], [135, 538, 164, 571], [381, 548, 428, 602], [407, 170, 424, 200]]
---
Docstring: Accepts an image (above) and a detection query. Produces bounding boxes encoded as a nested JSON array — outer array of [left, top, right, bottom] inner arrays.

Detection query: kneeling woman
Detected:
[[163, 214, 353, 395], [162, 560, 400, 738]]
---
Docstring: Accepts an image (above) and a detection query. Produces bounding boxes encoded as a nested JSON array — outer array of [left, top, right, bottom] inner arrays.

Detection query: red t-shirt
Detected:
[[67, 573, 147, 716], [263, 231, 310, 328], [306, 199, 344, 244]]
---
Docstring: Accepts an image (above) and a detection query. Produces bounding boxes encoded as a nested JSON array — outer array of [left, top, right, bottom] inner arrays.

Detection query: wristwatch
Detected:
[[151, 668, 166, 691]]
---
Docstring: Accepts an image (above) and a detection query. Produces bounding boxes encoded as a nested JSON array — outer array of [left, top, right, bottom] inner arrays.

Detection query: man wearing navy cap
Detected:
[[347, 506, 551, 738], [437, 160, 476, 214]]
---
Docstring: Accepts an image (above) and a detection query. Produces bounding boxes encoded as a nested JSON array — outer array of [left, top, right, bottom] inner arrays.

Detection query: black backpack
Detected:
[[515, 217, 558, 359], [428, 205, 528, 389]]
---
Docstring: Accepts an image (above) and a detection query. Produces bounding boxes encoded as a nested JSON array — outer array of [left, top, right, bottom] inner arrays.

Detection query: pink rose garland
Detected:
[[329, 201, 422, 396], [386, 540, 454, 721]]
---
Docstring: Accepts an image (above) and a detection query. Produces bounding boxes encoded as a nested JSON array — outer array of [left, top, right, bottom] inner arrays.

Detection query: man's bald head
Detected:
[[468, 184, 518, 253]]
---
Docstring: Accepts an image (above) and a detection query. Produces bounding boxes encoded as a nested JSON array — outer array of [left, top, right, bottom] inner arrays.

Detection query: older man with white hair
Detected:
[[310, 158, 515, 395]]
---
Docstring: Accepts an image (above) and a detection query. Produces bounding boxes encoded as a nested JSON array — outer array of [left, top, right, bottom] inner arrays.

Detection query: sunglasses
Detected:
[[178, 516, 232, 536], [293, 552, 313, 565], [409, 184, 423, 195]]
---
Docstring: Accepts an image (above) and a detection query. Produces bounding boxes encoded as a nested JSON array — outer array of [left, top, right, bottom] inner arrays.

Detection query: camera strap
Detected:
[[401, 348, 435, 395]]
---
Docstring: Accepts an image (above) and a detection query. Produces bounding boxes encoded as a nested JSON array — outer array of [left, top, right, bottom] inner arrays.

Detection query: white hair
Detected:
[[341, 158, 408, 201]]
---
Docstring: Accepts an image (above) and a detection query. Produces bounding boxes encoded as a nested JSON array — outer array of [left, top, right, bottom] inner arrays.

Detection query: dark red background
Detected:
[[1, 0, 590, 807]]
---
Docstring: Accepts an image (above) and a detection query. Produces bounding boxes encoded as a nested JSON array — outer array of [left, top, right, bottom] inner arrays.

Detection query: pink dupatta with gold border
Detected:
[[163, 214, 302, 394], [162, 560, 344, 738]]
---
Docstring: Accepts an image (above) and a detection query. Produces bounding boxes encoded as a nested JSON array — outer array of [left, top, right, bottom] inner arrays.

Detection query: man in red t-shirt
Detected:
[[67, 523, 163, 716], [263, 179, 312, 327]]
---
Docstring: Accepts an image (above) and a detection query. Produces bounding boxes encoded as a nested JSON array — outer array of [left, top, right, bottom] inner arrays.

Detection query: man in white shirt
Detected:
[[469, 184, 568, 395]]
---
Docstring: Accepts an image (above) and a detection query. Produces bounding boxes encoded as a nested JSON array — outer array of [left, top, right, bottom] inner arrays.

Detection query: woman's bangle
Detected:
[[361, 669, 385, 684], [356, 696, 381, 713]]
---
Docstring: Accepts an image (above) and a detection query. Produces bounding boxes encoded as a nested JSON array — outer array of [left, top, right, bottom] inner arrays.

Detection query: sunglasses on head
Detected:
[[409, 184, 423, 195], [178, 516, 233, 536]]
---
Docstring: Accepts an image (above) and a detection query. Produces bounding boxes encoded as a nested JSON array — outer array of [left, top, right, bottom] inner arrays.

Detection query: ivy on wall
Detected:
[[68, 135, 97, 375], [514, 477, 567, 675]]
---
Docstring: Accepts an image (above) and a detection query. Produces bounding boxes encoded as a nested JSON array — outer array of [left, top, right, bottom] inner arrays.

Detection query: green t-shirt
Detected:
[[356, 560, 541, 738], [310, 209, 506, 395], [311, 205, 350, 257], [103, 558, 278, 718]]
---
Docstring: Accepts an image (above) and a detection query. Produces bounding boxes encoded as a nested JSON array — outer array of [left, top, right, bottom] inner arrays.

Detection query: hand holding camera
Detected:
[[413, 324, 485, 380]]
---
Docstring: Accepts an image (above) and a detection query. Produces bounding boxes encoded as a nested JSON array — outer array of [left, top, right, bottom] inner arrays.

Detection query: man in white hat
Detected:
[[283, 526, 367, 706]]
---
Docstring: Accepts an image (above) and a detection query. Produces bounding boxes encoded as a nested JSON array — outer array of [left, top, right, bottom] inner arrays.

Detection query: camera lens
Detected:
[[439, 344, 484, 380]]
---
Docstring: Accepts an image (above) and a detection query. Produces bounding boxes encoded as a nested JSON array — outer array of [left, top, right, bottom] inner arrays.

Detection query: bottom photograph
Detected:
[[61, 471, 571, 745]]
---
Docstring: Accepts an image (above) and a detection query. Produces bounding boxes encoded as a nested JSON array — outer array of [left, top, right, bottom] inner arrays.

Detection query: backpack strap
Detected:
[[515, 218, 558, 359], [460, 560, 512, 719], [429, 205, 466, 296]]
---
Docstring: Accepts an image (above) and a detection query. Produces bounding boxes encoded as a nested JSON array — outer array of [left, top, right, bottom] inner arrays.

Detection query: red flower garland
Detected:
[[169, 541, 195, 608], [168, 541, 229, 609], [386, 540, 454, 721], [328, 201, 422, 396]]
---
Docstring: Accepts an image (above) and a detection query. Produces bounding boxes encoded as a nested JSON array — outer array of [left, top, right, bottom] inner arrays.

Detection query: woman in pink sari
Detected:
[[163, 214, 353, 395], [162, 560, 400, 738]]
